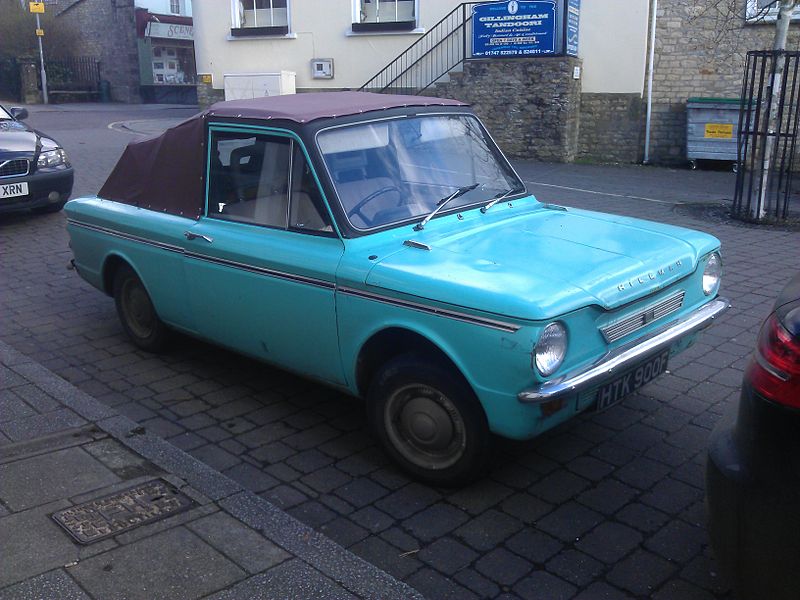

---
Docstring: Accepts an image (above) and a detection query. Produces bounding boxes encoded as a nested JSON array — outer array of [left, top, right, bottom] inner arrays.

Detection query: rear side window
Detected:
[[207, 130, 334, 235]]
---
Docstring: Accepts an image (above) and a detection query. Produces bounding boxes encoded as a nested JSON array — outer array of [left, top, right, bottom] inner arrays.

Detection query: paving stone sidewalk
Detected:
[[0, 341, 421, 600]]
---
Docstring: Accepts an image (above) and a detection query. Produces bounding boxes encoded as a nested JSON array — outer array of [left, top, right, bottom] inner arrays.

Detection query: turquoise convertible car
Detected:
[[65, 92, 728, 485]]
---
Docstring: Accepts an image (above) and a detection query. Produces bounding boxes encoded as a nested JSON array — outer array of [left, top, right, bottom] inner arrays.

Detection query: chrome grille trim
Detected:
[[0, 159, 30, 178], [601, 291, 686, 344]]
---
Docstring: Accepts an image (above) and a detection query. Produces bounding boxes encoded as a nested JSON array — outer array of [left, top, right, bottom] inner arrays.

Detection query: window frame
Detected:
[[206, 124, 341, 238], [230, 0, 292, 37], [746, 0, 800, 22], [351, 0, 419, 33]]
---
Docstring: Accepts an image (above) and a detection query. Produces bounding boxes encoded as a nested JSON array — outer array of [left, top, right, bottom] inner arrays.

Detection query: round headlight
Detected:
[[535, 322, 567, 377], [702, 252, 722, 296]]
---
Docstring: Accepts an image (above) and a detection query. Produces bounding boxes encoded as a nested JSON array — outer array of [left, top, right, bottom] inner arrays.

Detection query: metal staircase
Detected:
[[359, 2, 480, 95]]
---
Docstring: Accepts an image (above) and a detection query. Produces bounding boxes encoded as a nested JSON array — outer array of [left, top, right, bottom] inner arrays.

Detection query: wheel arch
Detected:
[[354, 326, 475, 399], [102, 253, 136, 296]]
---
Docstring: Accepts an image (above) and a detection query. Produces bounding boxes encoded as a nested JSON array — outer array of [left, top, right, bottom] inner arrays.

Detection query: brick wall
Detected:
[[648, 0, 800, 164], [55, 0, 140, 103], [430, 57, 583, 162], [578, 93, 644, 163]]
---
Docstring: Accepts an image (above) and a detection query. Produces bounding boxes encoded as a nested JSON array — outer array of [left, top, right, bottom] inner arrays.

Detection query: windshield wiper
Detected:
[[481, 186, 525, 213], [414, 183, 479, 231]]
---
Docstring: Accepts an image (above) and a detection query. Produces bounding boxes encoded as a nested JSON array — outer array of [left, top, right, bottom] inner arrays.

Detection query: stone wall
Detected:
[[55, 0, 140, 103], [578, 93, 644, 164], [431, 57, 582, 162], [197, 80, 225, 108], [648, 0, 800, 164]]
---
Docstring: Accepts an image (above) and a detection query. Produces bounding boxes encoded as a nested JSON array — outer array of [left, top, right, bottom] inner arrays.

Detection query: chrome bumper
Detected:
[[518, 298, 730, 403]]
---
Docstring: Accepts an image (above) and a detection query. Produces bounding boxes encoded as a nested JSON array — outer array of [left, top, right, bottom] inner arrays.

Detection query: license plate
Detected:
[[595, 351, 669, 412], [0, 181, 28, 199]]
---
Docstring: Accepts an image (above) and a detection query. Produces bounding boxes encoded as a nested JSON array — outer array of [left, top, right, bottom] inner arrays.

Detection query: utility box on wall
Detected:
[[311, 59, 334, 79], [223, 71, 296, 100]]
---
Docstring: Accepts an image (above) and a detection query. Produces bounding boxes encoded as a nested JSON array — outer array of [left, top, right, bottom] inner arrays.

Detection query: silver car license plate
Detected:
[[0, 182, 28, 199], [595, 351, 670, 412]]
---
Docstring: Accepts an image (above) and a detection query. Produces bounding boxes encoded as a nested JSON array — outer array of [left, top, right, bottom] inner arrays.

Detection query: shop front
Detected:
[[136, 9, 198, 104]]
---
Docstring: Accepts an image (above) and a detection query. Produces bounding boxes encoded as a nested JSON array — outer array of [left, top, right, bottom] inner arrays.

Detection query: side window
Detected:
[[289, 145, 334, 234], [208, 131, 291, 229]]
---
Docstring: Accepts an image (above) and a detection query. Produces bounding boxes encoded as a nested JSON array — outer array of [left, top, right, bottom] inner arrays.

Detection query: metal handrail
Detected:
[[360, 2, 480, 95]]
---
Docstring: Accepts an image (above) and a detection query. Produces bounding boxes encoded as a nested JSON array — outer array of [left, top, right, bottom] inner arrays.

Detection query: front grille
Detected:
[[0, 159, 29, 178], [600, 291, 686, 343]]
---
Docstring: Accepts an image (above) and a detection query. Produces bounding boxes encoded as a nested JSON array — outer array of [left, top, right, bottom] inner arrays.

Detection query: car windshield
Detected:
[[317, 114, 524, 230], [0, 106, 11, 120]]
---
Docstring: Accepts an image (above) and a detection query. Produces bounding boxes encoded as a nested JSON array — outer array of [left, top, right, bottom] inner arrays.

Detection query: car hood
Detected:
[[0, 121, 59, 158], [363, 203, 720, 321]]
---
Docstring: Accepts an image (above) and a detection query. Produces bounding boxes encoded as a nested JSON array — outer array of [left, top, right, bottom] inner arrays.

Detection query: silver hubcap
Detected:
[[385, 384, 466, 470]]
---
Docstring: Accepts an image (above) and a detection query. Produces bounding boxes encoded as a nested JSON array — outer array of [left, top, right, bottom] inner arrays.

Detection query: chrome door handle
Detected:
[[184, 231, 213, 244]]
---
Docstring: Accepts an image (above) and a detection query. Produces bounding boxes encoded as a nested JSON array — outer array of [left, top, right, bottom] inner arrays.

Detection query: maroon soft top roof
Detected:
[[207, 91, 467, 123], [98, 92, 469, 219]]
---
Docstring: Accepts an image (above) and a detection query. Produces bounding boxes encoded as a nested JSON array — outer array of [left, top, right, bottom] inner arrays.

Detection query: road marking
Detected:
[[523, 180, 685, 205]]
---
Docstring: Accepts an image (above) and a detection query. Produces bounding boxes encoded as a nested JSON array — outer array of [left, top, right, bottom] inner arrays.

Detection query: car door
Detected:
[[182, 126, 346, 385]]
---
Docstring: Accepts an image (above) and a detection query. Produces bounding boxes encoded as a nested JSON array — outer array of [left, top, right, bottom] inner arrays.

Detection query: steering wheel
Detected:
[[346, 186, 401, 224]]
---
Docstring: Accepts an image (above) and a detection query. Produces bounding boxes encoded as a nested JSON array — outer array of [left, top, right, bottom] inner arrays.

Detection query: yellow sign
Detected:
[[198, 73, 213, 85], [29, 2, 45, 13], [705, 123, 734, 139], [35, 28, 44, 36]]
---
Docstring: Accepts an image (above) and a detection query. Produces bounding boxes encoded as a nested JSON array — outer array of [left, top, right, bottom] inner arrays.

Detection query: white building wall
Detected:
[[193, 0, 648, 94]]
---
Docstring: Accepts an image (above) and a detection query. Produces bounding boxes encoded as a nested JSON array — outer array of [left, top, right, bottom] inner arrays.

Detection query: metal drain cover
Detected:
[[52, 479, 194, 544]]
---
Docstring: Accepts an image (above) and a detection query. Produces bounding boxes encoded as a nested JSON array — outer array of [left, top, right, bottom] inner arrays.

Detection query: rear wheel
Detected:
[[368, 354, 492, 486], [112, 265, 169, 352]]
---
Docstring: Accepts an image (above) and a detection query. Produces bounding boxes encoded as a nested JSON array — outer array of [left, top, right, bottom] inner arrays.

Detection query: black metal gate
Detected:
[[734, 50, 800, 222], [0, 57, 20, 102]]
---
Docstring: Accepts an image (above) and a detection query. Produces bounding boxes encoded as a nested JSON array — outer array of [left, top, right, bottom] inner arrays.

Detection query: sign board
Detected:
[[472, 1, 557, 58], [198, 73, 213, 85], [704, 123, 734, 139], [29, 2, 45, 13], [145, 22, 194, 41], [565, 0, 580, 56]]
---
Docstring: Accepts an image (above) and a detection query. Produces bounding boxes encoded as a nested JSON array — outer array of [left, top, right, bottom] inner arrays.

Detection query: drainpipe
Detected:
[[643, 0, 658, 164]]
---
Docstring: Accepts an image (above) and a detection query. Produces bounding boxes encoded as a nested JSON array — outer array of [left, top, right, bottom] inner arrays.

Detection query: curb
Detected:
[[0, 340, 422, 600]]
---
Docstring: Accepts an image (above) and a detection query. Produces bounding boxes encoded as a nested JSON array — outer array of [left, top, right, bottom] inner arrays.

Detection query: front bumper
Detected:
[[0, 168, 74, 214], [518, 297, 730, 403]]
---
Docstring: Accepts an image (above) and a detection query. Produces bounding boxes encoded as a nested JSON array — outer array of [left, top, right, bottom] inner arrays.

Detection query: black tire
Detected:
[[367, 354, 492, 486], [112, 264, 169, 352]]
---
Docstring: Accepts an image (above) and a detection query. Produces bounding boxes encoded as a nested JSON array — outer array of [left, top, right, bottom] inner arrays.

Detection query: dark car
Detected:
[[707, 272, 800, 599], [0, 104, 73, 214]]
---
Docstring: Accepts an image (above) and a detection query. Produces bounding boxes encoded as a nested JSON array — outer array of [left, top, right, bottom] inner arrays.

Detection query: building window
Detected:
[[746, 0, 800, 22], [352, 0, 417, 32], [170, 0, 181, 14], [231, 0, 290, 36]]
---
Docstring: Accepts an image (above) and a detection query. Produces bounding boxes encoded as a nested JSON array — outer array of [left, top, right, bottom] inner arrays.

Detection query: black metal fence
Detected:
[[46, 56, 101, 92], [0, 57, 20, 101], [360, 2, 481, 94], [734, 50, 800, 221]]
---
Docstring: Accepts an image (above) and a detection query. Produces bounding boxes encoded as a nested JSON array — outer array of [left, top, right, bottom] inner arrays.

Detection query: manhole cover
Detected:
[[52, 479, 194, 544]]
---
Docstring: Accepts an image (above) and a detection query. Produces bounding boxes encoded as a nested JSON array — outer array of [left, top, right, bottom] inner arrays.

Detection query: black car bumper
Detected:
[[706, 385, 800, 600], [0, 167, 74, 214]]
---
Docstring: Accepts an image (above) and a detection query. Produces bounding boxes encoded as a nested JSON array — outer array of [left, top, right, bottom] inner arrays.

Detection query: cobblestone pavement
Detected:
[[3, 104, 798, 599]]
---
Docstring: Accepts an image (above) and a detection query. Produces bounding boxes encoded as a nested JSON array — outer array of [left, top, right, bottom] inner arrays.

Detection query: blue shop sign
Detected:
[[566, 0, 580, 56], [472, 1, 558, 58]]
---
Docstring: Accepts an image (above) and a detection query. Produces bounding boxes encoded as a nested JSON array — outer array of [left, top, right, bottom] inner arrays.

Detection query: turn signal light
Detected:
[[746, 314, 800, 408]]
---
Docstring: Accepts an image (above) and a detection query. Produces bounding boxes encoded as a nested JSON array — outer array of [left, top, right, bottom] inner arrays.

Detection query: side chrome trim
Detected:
[[339, 286, 521, 333], [69, 218, 520, 331], [184, 251, 336, 290], [518, 298, 731, 403], [67, 219, 184, 254]]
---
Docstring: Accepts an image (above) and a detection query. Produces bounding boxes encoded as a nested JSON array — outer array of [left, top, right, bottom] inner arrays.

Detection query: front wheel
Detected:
[[112, 264, 169, 352], [367, 355, 492, 486]]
